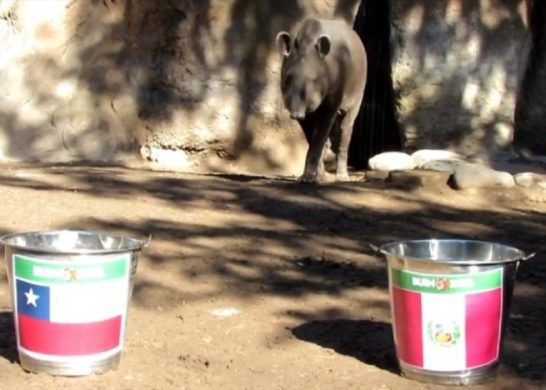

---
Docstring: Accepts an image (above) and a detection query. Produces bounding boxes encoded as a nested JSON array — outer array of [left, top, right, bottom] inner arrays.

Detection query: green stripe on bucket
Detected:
[[14, 254, 128, 284], [391, 268, 502, 294]]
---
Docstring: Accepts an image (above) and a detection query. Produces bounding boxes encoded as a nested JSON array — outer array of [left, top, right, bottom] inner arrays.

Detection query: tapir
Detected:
[[276, 18, 367, 182]]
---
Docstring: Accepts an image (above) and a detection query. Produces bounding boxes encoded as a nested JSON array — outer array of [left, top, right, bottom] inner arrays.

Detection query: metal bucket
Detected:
[[1, 230, 148, 376], [374, 239, 533, 386]]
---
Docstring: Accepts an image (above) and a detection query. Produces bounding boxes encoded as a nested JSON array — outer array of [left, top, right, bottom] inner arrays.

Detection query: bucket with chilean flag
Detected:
[[375, 239, 534, 386], [1, 230, 148, 376]]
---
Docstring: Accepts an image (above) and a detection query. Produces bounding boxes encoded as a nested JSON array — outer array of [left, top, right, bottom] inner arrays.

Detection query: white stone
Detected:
[[368, 152, 416, 172], [411, 149, 462, 168], [421, 159, 466, 173], [514, 172, 546, 189]]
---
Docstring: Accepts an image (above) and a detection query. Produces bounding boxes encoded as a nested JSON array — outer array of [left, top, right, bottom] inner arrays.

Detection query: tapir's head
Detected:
[[276, 20, 331, 120]]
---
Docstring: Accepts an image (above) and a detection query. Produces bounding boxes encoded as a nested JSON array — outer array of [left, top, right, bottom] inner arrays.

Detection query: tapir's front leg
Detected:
[[299, 111, 336, 183], [336, 99, 362, 181]]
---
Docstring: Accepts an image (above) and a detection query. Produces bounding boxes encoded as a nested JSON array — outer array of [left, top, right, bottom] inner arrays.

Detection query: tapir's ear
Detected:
[[315, 34, 331, 57], [276, 32, 292, 57]]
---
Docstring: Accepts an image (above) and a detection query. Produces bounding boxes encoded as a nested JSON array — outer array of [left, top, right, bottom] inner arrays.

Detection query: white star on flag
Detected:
[[25, 288, 40, 307]]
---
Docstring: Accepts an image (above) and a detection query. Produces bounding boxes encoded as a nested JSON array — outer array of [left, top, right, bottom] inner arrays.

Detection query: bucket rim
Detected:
[[377, 238, 528, 265], [0, 229, 149, 255]]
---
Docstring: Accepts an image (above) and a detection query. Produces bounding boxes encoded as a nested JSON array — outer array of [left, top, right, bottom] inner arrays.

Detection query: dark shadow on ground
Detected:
[[292, 319, 398, 373], [0, 312, 17, 363], [0, 165, 545, 383]]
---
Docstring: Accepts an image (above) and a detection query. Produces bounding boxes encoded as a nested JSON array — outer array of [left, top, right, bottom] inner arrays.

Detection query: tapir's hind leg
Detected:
[[326, 116, 341, 165]]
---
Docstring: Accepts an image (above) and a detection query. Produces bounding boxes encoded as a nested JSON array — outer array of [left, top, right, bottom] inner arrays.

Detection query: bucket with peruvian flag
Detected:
[[1, 230, 148, 376], [375, 239, 534, 386]]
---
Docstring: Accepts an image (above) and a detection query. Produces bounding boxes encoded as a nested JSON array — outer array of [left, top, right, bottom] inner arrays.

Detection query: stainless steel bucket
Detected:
[[374, 239, 533, 386], [1, 230, 148, 376]]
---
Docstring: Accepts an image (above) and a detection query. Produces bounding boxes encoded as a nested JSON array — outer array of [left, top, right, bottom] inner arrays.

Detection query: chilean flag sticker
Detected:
[[390, 267, 503, 371], [12, 254, 131, 360]]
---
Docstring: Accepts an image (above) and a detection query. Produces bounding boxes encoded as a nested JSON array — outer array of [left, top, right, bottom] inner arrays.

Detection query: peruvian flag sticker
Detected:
[[390, 267, 503, 371]]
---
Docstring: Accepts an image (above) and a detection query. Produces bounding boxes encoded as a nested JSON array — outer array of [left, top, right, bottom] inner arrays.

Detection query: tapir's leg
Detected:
[[298, 116, 314, 145], [298, 115, 323, 182], [323, 117, 340, 168], [336, 99, 362, 181], [300, 111, 336, 183]]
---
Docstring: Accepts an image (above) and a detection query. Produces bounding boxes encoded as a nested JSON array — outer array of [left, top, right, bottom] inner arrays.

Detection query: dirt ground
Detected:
[[0, 163, 545, 390]]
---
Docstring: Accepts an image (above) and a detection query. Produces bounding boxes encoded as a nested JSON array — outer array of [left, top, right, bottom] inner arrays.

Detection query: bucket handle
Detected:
[[368, 243, 387, 256], [142, 234, 153, 248], [522, 251, 541, 261], [521, 247, 546, 261]]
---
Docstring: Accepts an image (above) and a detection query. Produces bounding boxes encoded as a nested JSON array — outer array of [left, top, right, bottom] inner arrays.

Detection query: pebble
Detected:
[[208, 307, 240, 318], [451, 163, 515, 189], [368, 152, 416, 171]]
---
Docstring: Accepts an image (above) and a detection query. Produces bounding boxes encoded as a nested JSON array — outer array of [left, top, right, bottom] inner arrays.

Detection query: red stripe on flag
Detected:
[[18, 314, 122, 356], [392, 286, 423, 367], [465, 289, 502, 368]]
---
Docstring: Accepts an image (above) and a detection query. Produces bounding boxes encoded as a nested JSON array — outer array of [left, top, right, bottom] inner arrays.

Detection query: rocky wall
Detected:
[[0, 0, 361, 176], [390, 0, 529, 157], [514, 0, 546, 156], [0, 0, 539, 176]]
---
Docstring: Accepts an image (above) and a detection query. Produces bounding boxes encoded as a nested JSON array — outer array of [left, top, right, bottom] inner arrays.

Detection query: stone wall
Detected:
[[514, 0, 546, 156], [390, 0, 529, 157], [0, 0, 538, 176], [0, 0, 361, 176]]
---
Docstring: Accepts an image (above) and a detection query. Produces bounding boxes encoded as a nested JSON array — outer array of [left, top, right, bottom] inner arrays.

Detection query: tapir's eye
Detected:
[[294, 40, 299, 51]]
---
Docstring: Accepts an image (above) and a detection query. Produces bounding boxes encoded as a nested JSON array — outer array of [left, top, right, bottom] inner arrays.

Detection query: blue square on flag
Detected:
[[16, 279, 50, 321]]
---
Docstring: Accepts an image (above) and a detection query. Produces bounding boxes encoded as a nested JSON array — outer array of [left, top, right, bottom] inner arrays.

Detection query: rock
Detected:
[[411, 149, 462, 168], [421, 159, 467, 174], [368, 152, 416, 172], [388, 170, 451, 189], [520, 187, 546, 203], [450, 164, 515, 190], [365, 170, 390, 181], [514, 172, 546, 189]]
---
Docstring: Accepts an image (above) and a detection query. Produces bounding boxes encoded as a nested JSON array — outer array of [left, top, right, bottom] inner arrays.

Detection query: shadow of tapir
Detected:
[[276, 18, 367, 183]]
